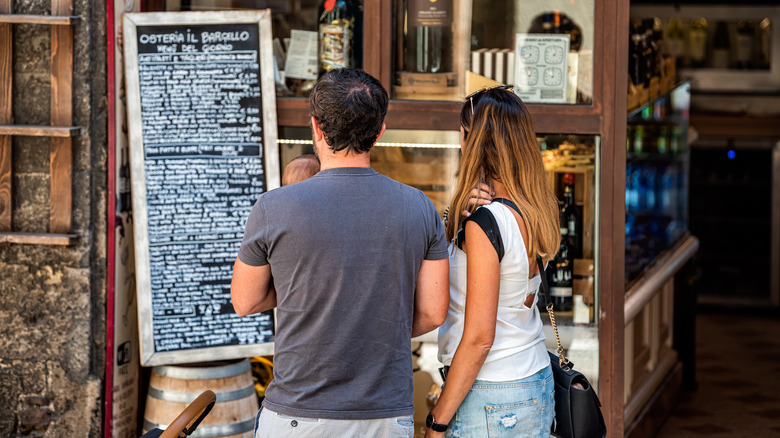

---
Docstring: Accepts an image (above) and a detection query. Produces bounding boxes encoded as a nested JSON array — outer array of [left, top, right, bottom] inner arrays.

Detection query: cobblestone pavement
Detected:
[[657, 310, 780, 437]]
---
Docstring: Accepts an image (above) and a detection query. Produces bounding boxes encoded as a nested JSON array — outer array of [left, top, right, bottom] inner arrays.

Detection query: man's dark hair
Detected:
[[309, 68, 388, 155]]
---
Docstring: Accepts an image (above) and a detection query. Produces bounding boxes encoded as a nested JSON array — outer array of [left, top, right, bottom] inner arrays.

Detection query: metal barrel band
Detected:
[[144, 419, 254, 437], [148, 385, 256, 403], [152, 359, 251, 380]]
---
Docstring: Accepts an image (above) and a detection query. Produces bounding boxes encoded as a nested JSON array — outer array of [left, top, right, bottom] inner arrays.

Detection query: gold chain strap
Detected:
[[546, 304, 571, 371]]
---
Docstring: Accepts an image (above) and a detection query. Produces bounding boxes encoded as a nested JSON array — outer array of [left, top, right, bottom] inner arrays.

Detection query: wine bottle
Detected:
[[318, 0, 363, 76], [666, 18, 686, 69], [712, 21, 731, 69], [670, 125, 682, 155], [561, 173, 582, 259], [688, 18, 708, 68], [549, 226, 573, 312], [643, 164, 657, 212], [633, 124, 645, 155], [629, 30, 644, 86], [659, 163, 678, 218], [627, 123, 636, 153], [652, 18, 664, 78], [119, 148, 132, 213], [644, 24, 657, 81], [736, 20, 755, 69], [541, 12, 553, 33], [552, 11, 563, 34], [639, 25, 653, 85], [470, 0, 513, 51], [404, 0, 453, 73], [657, 125, 669, 155], [759, 18, 771, 69]]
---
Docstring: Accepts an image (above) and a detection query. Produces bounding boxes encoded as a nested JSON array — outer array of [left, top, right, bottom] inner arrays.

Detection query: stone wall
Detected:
[[0, 0, 107, 436]]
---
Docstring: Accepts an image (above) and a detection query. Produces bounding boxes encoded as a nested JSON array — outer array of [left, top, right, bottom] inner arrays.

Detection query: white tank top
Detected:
[[437, 202, 549, 381]]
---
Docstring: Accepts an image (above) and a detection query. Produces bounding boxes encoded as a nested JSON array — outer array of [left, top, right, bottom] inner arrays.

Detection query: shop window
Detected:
[[393, 0, 595, 105]]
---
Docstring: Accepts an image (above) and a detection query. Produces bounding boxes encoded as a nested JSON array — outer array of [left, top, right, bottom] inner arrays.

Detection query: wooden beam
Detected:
[[452, 0, 472, 99], [49, 137, 72, 233], [0, 14, 78, 25], [690, 113, 780, 140], [50, 0, 74, 234], [599, 0, 629, 435], [0, 0, 12, 231], [0, 138, 9, 231], [0, 125, 80, 137], [363, 0, 381, 82], [276, 97, 604, 133], [0, 231, 78, 246], [380, 0, 394, 92]]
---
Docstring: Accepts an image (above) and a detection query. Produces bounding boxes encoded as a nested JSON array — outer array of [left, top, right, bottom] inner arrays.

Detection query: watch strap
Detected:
[[426, 412, 448, 432]]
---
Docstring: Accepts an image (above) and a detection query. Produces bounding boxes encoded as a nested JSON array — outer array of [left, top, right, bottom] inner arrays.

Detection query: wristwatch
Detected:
[[426, 412, 448, 432]]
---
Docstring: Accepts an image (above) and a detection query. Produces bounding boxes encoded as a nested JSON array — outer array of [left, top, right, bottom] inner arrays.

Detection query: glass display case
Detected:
[[630, 4, 780, 93], [625, 82, 690, 284], [538, 134, 600, 382]]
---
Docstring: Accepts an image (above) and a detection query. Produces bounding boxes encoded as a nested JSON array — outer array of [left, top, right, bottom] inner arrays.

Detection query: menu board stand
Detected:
[[123, 10, 278, 366]]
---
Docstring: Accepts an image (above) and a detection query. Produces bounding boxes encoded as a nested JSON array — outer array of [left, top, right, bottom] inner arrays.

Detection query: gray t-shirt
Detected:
[[238, 167, 448, 420]]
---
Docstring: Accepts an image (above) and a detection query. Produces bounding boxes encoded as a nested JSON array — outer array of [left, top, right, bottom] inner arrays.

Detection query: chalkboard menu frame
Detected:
[[123, 10, 279, 366]]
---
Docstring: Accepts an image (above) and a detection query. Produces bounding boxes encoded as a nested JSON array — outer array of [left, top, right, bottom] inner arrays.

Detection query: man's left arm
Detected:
[[412, 258, 449, 337], [231, 257, 276, 316], [412, 198, 451, 337]]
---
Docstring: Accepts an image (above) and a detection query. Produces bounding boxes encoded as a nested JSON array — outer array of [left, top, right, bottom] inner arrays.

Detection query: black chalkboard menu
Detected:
[[123, 11, 279, 366]]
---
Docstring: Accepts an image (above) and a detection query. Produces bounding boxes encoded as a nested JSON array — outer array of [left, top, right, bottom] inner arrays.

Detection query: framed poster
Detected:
[[123, 10, 279, 366], [514, 34, 570, 103]]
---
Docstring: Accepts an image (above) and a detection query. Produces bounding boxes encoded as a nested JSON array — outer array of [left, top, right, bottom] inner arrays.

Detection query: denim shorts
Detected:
[[254, 405, 414, 438], [445, 365, 555, 438]]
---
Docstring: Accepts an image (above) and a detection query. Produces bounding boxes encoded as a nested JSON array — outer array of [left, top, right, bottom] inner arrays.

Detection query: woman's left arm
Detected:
[[425, 220, 501, 437]]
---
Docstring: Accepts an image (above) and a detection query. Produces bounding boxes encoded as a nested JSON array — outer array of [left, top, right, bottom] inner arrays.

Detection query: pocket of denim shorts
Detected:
[[396, 417, 414, 428], [485, 399, 539, 438], [395, 416, 415, 438]]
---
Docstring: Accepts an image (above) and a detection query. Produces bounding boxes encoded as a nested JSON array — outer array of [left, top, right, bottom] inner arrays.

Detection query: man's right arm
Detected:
[[231, 257, 277, 316], [412, 258, 449, 337], [232, 194, 276, 316]]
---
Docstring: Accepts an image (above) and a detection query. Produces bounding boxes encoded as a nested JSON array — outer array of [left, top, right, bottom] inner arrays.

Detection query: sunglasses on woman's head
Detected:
[[466, 84, 514, 115]]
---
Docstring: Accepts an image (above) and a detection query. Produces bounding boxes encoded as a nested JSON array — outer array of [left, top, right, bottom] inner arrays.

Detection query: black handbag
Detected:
[[536, 256, 607, 438]]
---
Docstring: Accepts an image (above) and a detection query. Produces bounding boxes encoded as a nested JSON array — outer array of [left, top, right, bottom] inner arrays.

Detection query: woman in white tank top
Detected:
[[424, 86, 561, 438]]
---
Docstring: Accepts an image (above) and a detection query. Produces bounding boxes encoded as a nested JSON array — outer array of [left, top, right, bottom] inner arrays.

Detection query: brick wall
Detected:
[[0, 0, 107, 435]]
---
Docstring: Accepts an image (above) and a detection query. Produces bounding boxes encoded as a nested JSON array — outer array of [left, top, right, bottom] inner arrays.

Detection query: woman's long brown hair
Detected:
[[445, 88, 560, 263]]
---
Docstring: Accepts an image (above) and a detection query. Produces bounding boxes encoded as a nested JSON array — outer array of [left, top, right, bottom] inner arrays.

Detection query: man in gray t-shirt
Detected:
[[231, 69, 449, 437]]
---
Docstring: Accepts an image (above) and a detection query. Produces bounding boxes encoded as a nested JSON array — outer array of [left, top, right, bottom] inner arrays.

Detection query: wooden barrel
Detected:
[[143, 359, 258, 438]]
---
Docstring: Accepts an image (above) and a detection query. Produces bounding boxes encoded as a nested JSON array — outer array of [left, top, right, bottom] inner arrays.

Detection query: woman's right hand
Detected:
[[463, 183, 494, 217]]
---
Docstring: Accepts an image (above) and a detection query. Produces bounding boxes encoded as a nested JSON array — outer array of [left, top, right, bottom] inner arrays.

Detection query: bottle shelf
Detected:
[[0, 232, 78, 246], [627, 81, 689, 119], [690, 179, 769, 188], [690, 215, 767, 225], [694, 252, 764, 261], [627, 152, 687, 162], [0, 125, 81, 137], [0, 14, 78, 25]]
